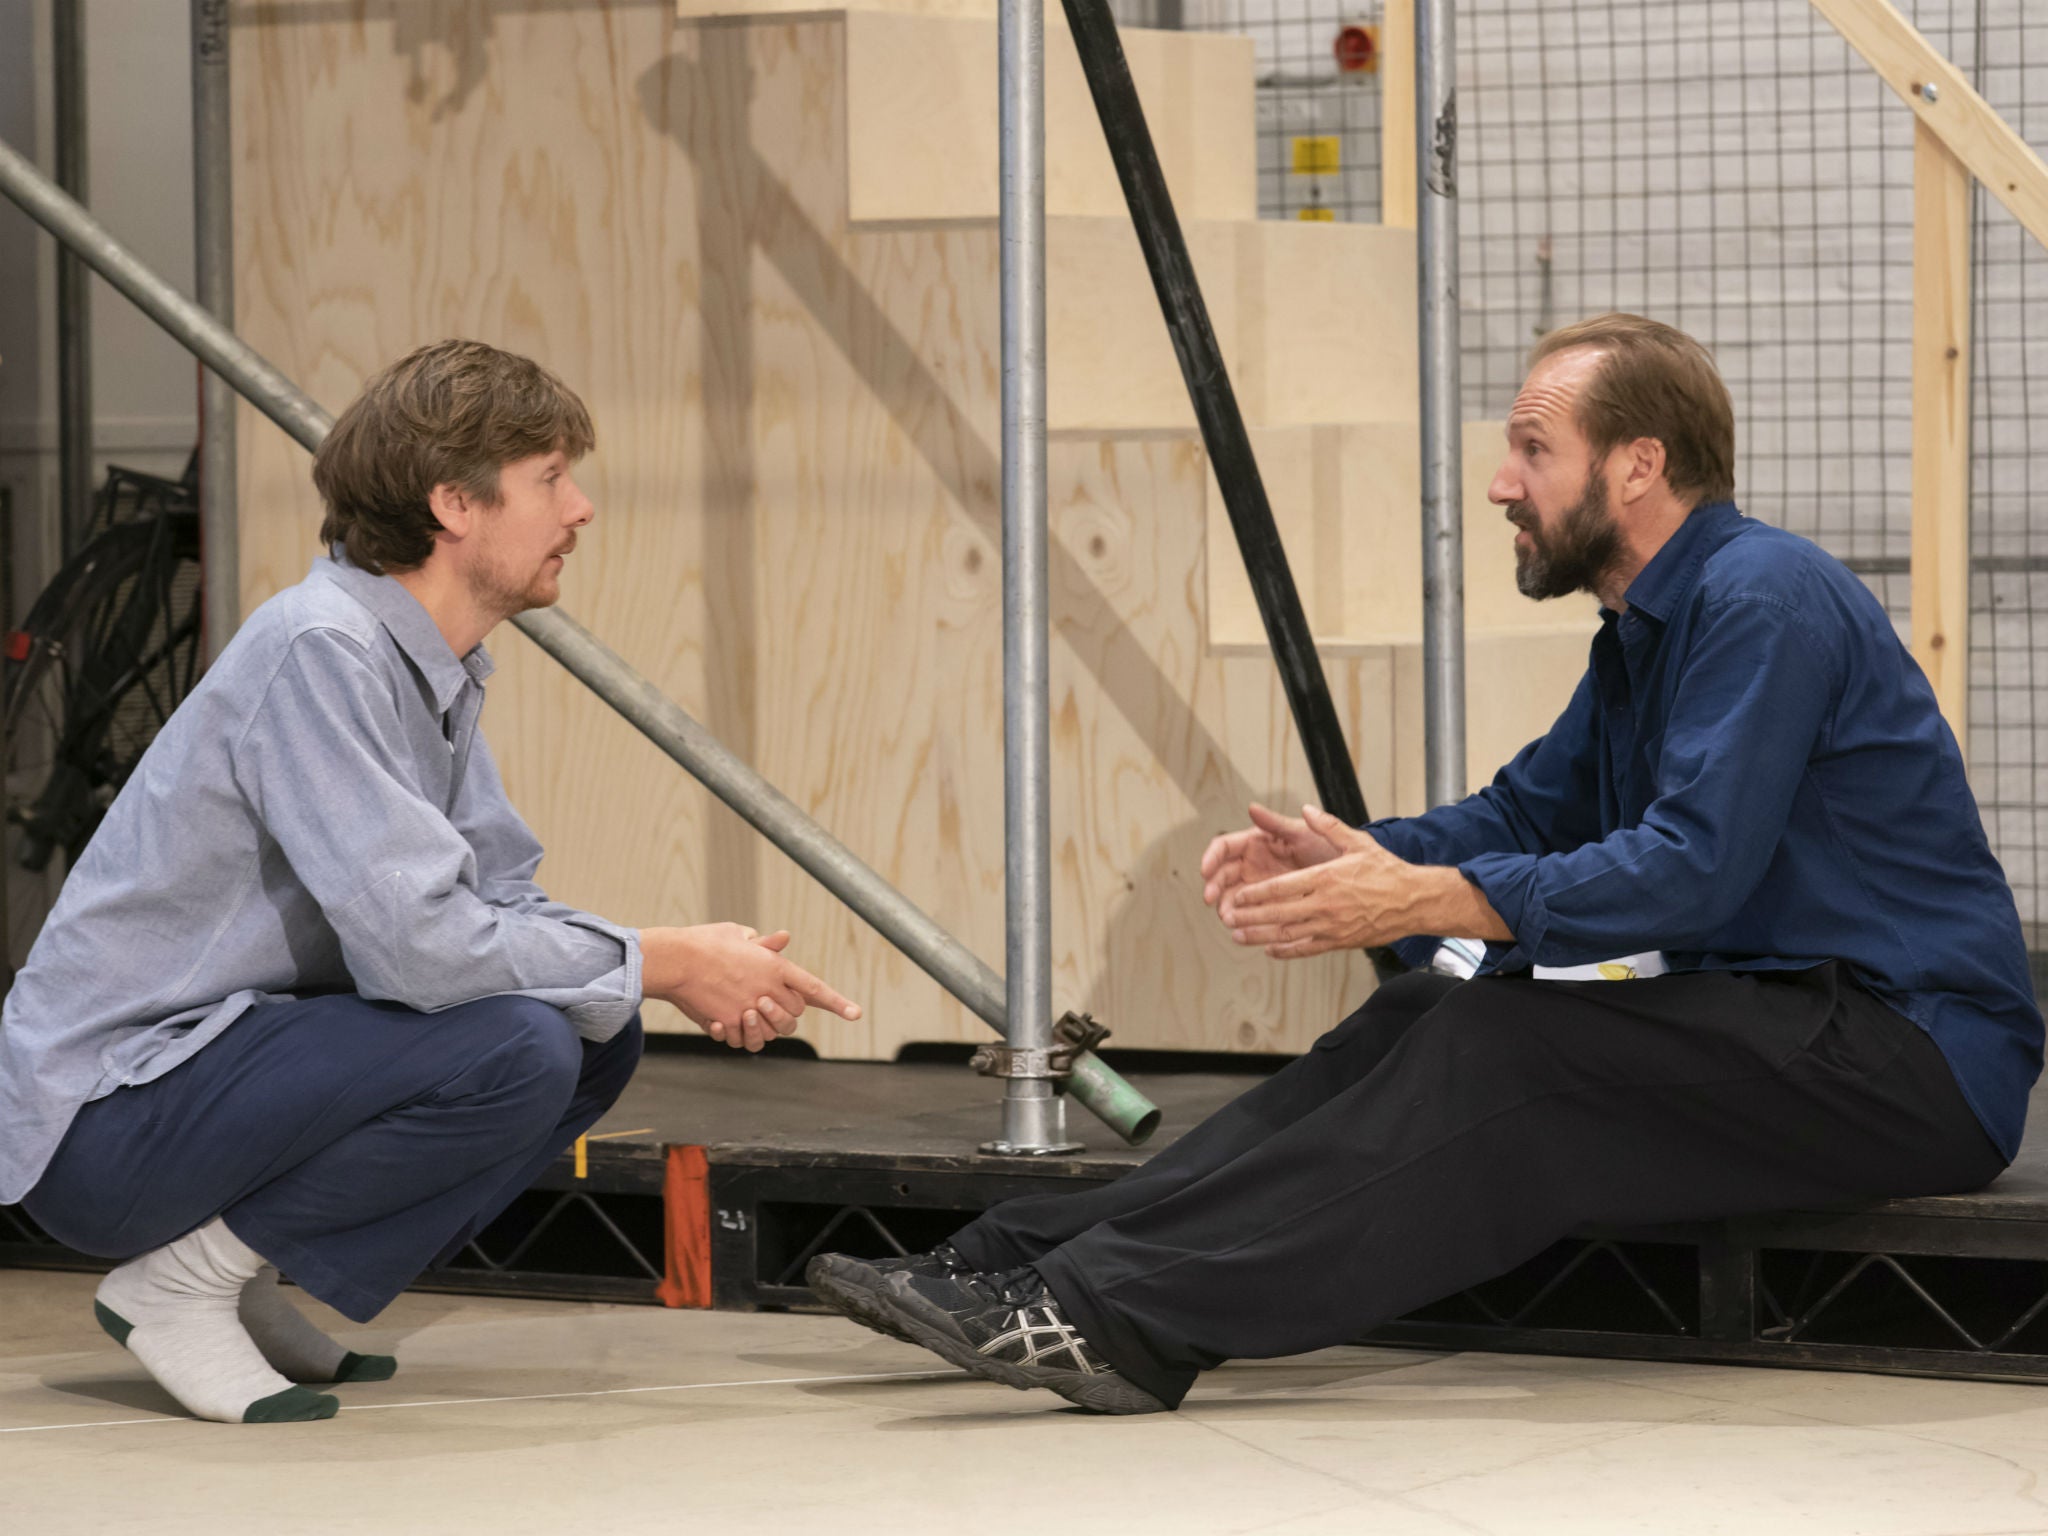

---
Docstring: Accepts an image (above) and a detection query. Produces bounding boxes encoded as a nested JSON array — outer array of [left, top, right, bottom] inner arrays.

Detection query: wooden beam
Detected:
[[1910, 119, 1974, 755], [1810, 0, 2048, 253], [1380, 0, 1415, 229]]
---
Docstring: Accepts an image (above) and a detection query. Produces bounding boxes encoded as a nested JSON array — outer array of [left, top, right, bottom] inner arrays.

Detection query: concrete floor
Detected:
[[7, 1270, 2048, 1535]]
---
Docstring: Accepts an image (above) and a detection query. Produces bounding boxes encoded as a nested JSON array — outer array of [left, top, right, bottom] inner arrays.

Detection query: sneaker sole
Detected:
[[804, 1255, 916, 1345], [867, 1274, 1168, 1416]]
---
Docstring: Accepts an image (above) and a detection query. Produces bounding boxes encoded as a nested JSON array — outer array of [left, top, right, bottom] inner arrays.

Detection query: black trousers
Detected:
[[948, 965, 2007, 1408]]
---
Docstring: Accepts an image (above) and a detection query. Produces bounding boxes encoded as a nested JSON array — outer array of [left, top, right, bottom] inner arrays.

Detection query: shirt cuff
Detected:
[[556, 914, 645, 1042], [1364, 819, 1432, 865], [1457, 850, 1545, 954]]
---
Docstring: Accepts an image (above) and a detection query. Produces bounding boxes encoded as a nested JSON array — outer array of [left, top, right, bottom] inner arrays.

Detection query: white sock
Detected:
[[239, 1267, 395, 1383], [94, 1218, 337, 1424]]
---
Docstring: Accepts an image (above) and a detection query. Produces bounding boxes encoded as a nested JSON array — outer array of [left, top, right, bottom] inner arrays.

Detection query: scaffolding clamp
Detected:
[[971, 1011, 1111, 1082]]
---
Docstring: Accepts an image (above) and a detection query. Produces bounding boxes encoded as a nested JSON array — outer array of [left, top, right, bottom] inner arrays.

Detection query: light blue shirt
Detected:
[[0, 554, 643, 1203]]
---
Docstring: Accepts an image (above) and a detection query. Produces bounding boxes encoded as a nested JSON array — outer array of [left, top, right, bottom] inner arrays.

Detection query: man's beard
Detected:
[[1510, 470, 1622, 600], [467, 539, 569, 621]]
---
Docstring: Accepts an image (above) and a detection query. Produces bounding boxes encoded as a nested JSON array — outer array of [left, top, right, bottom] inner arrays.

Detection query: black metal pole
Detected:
[[1057, 0, 1402, 977]]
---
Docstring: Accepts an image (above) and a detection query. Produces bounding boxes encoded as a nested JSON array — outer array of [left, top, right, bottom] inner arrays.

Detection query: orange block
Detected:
[[655, 1145, 714, 1309]]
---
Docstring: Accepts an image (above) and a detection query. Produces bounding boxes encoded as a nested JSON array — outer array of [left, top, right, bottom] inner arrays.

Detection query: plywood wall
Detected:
[[230, 1, 1586, 1060]]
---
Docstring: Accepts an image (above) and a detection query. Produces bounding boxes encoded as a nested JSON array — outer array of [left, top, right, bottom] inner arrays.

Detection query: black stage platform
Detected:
[[10, 1050, 2048, 1388]]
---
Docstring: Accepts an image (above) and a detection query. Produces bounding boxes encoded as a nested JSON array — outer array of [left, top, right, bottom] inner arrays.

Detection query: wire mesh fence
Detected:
[[1161, 0, 2048, 941]]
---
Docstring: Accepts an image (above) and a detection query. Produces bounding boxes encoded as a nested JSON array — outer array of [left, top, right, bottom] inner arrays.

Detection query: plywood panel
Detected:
[[1046, 216, 1242, 434], [234, 3, 1395, 1057], [845, 13, 1255, 225], [1208, 420, 1601, 648], [1390, 630, 1592, 818], [1234, 221, 1418, 427]]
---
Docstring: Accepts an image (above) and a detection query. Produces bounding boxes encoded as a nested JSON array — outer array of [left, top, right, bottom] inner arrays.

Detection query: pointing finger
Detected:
[[786, 964, 863, 1021]]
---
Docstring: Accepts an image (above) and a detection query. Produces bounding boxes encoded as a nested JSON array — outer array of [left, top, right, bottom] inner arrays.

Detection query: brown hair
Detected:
[[1527, 313, 1736, 507], [311, 339, 595, 573]]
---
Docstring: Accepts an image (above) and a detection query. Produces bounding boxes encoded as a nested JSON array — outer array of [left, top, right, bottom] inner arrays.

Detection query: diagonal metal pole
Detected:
[[0, 133, 1160, 1145], [1056, 0, 1403, 979]]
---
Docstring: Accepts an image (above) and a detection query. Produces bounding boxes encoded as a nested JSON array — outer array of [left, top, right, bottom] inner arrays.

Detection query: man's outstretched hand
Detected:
[[640, 923, 863, 1052], [1200, 802, 1343, 920], [1210, 804, 1513, 959]]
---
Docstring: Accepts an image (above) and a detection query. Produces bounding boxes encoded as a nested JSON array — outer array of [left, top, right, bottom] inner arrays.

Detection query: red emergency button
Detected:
[[1334, 23, 1378, 74]]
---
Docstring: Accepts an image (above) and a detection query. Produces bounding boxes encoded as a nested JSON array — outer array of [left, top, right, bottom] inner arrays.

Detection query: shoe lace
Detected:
[[968, 1265, 1052, 1310]]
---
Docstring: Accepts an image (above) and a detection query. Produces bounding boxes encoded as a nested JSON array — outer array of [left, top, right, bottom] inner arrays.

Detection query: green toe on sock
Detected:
[[242, 1386, 339, 1424], [94, 1300, 134, 1347], [333, 1351, 398, 1383]]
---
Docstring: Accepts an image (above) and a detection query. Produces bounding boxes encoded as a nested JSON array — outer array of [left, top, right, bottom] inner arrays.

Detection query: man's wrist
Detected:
[[1402, 865, 1513, 944], [637, 925, 694, 998]]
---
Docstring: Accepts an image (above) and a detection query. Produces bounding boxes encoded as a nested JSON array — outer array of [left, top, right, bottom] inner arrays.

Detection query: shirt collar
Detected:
[[1618, 501, 1746, 624], [312, 552, 495, 712]]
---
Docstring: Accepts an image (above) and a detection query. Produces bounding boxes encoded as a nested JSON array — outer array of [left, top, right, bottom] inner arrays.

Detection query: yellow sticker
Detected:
[[574, 1134, 589, 1179], [1297, 206, 1337, 222], [1291, 135, 1341, 176]]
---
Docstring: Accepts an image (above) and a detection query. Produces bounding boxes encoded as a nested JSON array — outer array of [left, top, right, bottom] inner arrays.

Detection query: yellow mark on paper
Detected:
[[1298, 206, 1337, 222], [1292, 136, 1341, 176], [1596, 962, 1640, 981]]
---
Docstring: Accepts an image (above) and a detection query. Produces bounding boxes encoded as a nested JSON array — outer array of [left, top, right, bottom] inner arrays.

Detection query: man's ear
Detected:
[[1615, 436, 1668, 507], [426, 482, 475, 539]]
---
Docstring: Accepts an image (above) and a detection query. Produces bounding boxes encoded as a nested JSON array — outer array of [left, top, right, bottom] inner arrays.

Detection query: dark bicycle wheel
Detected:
[[3, 464, 205, 872]]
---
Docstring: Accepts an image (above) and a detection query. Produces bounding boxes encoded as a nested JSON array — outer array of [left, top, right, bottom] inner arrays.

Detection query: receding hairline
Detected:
[[1508, 347, 1610, 433]]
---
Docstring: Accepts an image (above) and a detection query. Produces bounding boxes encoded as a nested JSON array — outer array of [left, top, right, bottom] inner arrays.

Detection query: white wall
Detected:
[[0, 0, 201, 963], [1, 0, 201, 584]]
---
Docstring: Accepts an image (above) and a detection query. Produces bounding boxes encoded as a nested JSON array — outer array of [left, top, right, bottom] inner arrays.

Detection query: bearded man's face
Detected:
[[1507, 465, 1622, 600]]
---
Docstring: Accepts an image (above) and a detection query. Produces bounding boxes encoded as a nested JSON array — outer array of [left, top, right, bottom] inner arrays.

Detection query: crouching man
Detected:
[[0, 340, 860, 1423], [806, 313, 2042, 1415]]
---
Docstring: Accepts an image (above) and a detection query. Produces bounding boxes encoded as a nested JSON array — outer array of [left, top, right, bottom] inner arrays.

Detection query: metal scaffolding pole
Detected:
[[1416, 0, 1467, 808], [988, 0, 1076, 1155], [192, 0, 238, 663], [54, 0, 91, 562], [0, 131, 1161, 1146]]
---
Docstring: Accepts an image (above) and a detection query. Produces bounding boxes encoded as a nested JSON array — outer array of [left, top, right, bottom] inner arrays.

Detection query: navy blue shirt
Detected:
[[1368, 502, 2043, 1162]]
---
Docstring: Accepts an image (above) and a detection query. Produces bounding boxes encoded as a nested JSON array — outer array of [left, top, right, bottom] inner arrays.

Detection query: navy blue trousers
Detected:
[[24, 993, 643, 1323]]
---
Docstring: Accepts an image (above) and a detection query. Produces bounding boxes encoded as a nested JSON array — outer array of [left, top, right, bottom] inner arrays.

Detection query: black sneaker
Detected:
[[831, 1262, 1168, 1415], [806, 1243, 973, 1344]]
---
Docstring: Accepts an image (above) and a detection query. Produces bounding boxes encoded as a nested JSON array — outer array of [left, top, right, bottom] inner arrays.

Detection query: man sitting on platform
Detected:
[[0, 340, 860, 1425], [806, 313, 2044, 1415]]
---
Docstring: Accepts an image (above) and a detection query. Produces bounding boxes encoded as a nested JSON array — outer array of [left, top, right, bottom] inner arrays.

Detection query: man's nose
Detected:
[[1488, 462, 1520, 506]]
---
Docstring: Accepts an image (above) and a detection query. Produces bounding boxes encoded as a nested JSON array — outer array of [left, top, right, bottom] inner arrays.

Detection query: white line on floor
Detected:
[[0, 1367, 957, 1435]]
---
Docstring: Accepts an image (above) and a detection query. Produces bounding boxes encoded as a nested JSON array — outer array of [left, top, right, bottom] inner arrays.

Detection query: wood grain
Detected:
[[845, 12, 1256, 225], [232, 3, 1395, 1057], [1379, 0, 1416, 230], [1810, 0, 2048, 253], [1207, 420, 1602, 648], [1910, 119, 1973, 755]]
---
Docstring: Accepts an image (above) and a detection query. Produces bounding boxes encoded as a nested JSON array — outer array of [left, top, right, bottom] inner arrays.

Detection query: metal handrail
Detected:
[[0, 133, 1161, 1146]]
